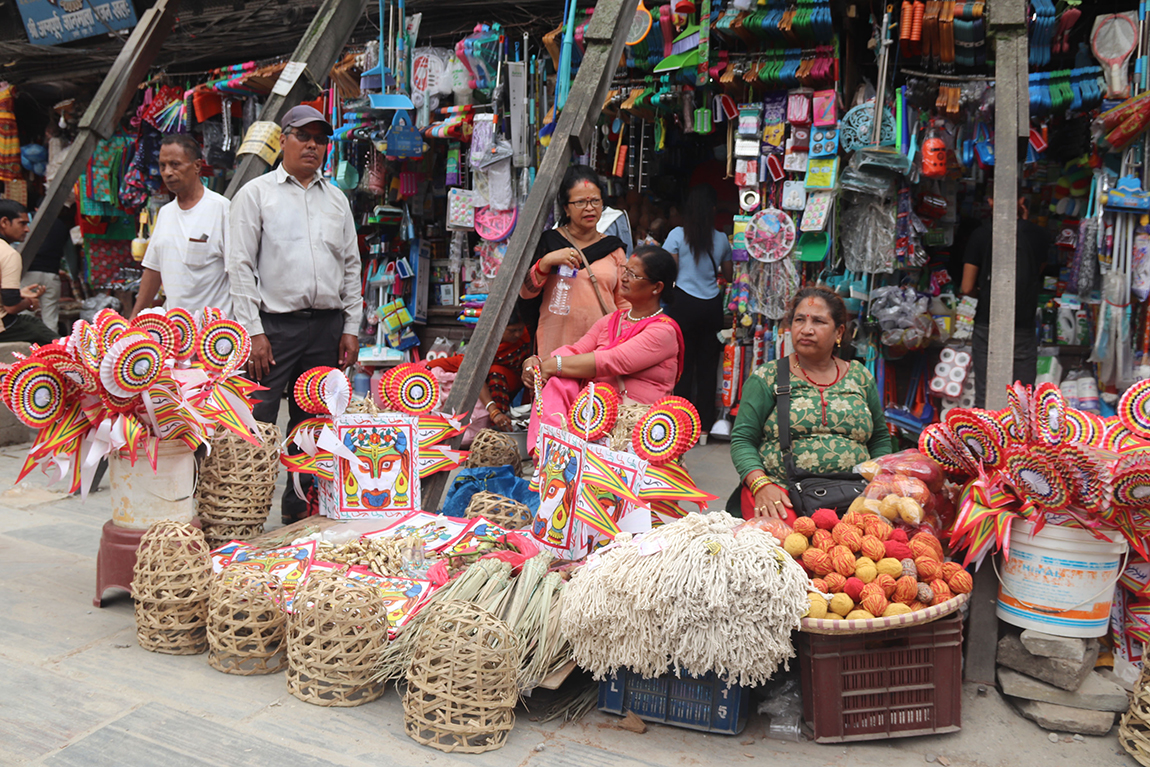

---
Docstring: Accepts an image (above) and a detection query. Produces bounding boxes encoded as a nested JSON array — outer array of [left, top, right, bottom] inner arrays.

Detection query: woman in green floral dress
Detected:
[[730, 286, 892, 519]]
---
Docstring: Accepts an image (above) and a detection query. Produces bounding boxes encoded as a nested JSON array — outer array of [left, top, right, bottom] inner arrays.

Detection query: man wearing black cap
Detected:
[[227, 105, 362, 523]]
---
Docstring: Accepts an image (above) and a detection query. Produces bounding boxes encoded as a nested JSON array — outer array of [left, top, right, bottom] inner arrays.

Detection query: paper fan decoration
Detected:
[[166, 308, 197, 361], [990, 407, 1026, 446], [1112, 454, 1150, 509], [376, 365, 406, 409], [745, 207, 796, 263], [99, 387, 138, 415], [197, 319, 250, 374], [199, 307, 226, 326], [387, 367, 439, 414], [53, 358, 97, 394], [294, 366, 343, 414], [95, 309, 128, 348], [29, 342, 72, 369], [945, 409, 1006, 469], [1006, 383, 1032, 444], [661, 395, 702, 446], [918, 422, 977, 475], [130, 311, 176, 358], [71, 320, 103, 372], [1030, 382, 1066, 445], [632, 404, 693, 464], [100, 331, 163, 397], [1064, 408, 1104, 447], [1003, 446, 1072, 511], [566, 383, 620, 440], [1057, 444, 1112, 513], [3, 360, 67, 428], [1119, 378, 1150, 439]]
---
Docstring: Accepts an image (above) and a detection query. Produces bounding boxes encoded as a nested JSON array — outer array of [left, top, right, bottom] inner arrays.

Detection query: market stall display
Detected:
[[206, 566, 287, 676], [131, 521, 213, 655], [464, 490, 532, 529], [196, 421, 283, 547]]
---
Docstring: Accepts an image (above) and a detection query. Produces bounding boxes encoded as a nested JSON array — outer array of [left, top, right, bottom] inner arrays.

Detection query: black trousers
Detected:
[[971, 323, 1038, 408], [665, 288, 724, 431], [2, 314, 58, 345], [250, 310, 344, 521]]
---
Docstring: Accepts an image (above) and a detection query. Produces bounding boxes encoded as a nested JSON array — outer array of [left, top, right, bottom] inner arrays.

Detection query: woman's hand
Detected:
[[489, 408, 513, 431], [753, 483, 793, 519], [539, 247, 581, 274], [522, 356, 541, 388]]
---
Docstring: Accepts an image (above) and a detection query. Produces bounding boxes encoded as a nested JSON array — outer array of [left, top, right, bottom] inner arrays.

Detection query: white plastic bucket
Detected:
[[996, 519, 1128, 638], [109, 441, 197, 529]]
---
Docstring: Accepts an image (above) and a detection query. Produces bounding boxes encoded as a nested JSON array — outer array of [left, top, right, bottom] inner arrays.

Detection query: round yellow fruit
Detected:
[[883, 603, 913, 617], [876, 557, 904, 578], [783, 533, 809, 558], [829, 593, 855, 617], [807, 593, 828, 619], [878, 494, 902, 521]]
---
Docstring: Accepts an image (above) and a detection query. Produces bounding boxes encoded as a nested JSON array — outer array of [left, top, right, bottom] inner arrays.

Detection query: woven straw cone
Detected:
[[465, 491, 532, 530], [608, 403, 651, 452], [286, 570, 389, 706], [1120, 647, 1150, 766], [463, 429, 522, 476], [131, 521, 212, 655], [404, 601, 519, 754], [207, 566, 288, 675], [196, 421, 282, 545]]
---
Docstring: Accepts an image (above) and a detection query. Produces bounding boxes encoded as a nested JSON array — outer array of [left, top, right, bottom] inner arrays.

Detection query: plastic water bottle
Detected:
[[549, 265, 576, 316]]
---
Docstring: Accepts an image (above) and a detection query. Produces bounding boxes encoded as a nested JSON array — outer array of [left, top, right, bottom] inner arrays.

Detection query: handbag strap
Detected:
[[563, 226, 612, 317], [775, 357, 800, 482]]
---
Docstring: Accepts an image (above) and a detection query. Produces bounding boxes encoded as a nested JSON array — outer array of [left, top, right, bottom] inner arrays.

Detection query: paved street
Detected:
[[0, 437, 1137, 766]]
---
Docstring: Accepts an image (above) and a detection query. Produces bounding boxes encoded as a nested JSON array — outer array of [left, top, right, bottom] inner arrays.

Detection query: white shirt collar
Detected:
[[274, 164, 324, 188]]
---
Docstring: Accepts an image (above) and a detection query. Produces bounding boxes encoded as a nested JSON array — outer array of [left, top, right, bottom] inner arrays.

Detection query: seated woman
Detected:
[[730, 286, 892, 520], [523, 245, 683, 450]]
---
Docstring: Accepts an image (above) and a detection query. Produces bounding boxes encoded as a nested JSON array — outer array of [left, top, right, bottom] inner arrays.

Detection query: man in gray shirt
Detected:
[[227, 105, 362, 523]]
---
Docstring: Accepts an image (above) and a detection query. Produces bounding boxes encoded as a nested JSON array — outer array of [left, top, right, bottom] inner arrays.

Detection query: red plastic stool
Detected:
[[94, 518, 201, 607]]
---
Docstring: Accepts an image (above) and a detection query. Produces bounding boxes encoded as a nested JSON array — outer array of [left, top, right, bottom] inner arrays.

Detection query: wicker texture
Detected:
[[131, 521, 213, 655], [800, 592, 970, 635], [286, 570, 389, 706], [463, 429, 522, 475], [207, 566, 287, 675], [196, 421, 283, 547], [465, 491, 532, 530], [1120, 648, 1150, 766], [404, 601, 519, 753], [608, 403, 651, 452]]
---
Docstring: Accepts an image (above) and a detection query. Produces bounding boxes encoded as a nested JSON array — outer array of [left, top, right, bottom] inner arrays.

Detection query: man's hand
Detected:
[[338, 334, 359, 368], [248, 334, 275, 381], [20, 284, 45, 300]]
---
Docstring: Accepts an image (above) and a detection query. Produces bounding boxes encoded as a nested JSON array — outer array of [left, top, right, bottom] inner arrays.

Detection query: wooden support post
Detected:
[[20, 0, 179, 269], [964, 0, 1027, 686], [224, 0, 369, 199], [421, 0, 639, 510]]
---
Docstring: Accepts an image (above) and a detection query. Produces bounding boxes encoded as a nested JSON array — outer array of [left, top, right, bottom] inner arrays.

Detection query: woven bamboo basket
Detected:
[[207, 566, 287, 675], [464, 491, 532, 530], [196, 421, 283, 546], [404, 601, 519, 753], [1119, 647, 1150, 765], [286, 570, 389, 706], [463, 429, 522, 475], [346, 397, 381, 414], [608, 403, 651, 452], [131, 521, 213, 655]]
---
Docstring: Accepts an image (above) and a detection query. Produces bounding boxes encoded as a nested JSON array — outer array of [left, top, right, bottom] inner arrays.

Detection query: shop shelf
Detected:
[[598, 668, 749, 735], [799, 612, 963, 743]]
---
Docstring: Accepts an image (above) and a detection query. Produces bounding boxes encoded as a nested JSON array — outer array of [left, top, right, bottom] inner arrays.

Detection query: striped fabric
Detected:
[[0, 85, 18, 182]]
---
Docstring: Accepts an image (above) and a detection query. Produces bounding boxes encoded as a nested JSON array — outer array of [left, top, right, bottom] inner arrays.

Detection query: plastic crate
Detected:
[[799, 613, 963, 743], [598, 669, 749, 734]]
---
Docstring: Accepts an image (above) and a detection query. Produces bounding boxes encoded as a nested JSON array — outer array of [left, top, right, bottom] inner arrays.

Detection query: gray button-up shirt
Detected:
[[227, 165, 362, 337]]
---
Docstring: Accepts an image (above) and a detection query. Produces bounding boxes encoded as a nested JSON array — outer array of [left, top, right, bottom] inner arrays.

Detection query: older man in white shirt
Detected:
[[227, 105, 362, 523]]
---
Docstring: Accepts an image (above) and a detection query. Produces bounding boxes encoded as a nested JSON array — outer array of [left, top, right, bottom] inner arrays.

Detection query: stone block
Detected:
[[997, 633, 1098, 691], [997, 668, 1130, 712], [1008, 697, 1116, 736], [1020, 629, 1089, 662], [0, 341, 34, 447]]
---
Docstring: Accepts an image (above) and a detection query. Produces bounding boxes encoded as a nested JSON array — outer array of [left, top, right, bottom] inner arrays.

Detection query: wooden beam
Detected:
[[421, 0, 639, 511], [965, 0, 1027, 686], [21, 0, 179, 269], [223, 0, 369, 198]]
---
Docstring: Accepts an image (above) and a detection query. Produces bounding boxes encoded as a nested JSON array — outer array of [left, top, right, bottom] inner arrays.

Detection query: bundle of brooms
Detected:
[[373, 553, 571, 694]]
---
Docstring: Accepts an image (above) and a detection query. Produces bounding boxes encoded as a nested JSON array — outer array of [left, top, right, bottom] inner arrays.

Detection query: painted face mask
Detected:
[[342, 426, 410, 510]]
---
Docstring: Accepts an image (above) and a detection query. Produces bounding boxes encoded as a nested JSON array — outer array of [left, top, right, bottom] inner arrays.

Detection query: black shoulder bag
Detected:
[[776, 359, 868, 517]]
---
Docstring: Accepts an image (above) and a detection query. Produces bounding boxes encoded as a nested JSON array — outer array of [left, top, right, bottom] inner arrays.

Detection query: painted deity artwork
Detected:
[[341, 570, 435, 632], [329, 413, 421, 519], [529, 425, 586, 556], [365, 510, 473, 553], [223, 541, 316, 612]]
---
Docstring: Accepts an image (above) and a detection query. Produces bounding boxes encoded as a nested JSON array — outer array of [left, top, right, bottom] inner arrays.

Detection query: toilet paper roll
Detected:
[[959, 393, 976, 408], [953, 351, 971, 367], [940, 348, 956, 363], [945, 380, 963, 398], [935, 363, 951, 377], [949, 366, 967, 382]]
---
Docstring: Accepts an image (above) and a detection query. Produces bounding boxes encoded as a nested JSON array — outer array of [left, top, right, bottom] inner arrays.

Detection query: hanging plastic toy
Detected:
[[920, 121, 948, 177]]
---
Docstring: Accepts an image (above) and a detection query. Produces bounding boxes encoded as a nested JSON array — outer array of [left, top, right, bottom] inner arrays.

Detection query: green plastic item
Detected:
[[796, 231, 828, 262]]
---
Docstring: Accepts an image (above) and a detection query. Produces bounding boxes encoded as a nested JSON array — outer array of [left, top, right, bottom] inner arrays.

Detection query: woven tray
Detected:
[[1120, 647, 1150, 766], [800, 592, 970, 635]]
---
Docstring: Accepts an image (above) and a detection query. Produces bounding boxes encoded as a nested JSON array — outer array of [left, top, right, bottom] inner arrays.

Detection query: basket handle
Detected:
[[992, 548, 1129, 616]]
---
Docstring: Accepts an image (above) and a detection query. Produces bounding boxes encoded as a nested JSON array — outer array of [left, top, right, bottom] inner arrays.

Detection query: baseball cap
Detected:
[[280, 105, 333, 135]]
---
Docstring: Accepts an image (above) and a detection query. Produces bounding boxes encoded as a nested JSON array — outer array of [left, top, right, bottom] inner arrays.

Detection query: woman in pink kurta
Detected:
[[520, 166, 629, 358], [524, 246, 684, 451]]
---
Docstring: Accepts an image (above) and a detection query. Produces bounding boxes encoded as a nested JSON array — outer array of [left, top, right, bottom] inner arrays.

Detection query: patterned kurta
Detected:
[[730, 357, 893, 485]]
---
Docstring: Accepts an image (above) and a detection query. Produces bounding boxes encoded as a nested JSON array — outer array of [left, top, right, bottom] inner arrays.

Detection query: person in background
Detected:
[[523, 246, 683, 451], [521, 165, 629, 358], [662, 184, 733, 439], [961, 192, 1049, 407], [601, 191, 634, 256], [730, 287, 891, 520], [227, 105, 362, 524], [0, 200, 54, 344], [130, 134, 231, 318], [23, 204, 73, 335]]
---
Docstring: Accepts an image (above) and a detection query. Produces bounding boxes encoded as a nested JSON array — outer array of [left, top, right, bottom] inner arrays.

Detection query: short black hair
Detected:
[[633, 244, 678, 304], [556, 165, 606, 226], [161, 133, 203, 162], [0, 199, 28, 223], [784, 285, 849, 328]]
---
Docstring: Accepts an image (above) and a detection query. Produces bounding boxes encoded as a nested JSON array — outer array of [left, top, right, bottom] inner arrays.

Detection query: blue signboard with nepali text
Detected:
[[17, 0, 139, 46]]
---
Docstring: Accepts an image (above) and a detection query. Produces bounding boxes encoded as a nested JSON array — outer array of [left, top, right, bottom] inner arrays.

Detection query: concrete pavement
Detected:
[[0, 438, 1137, 766]]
